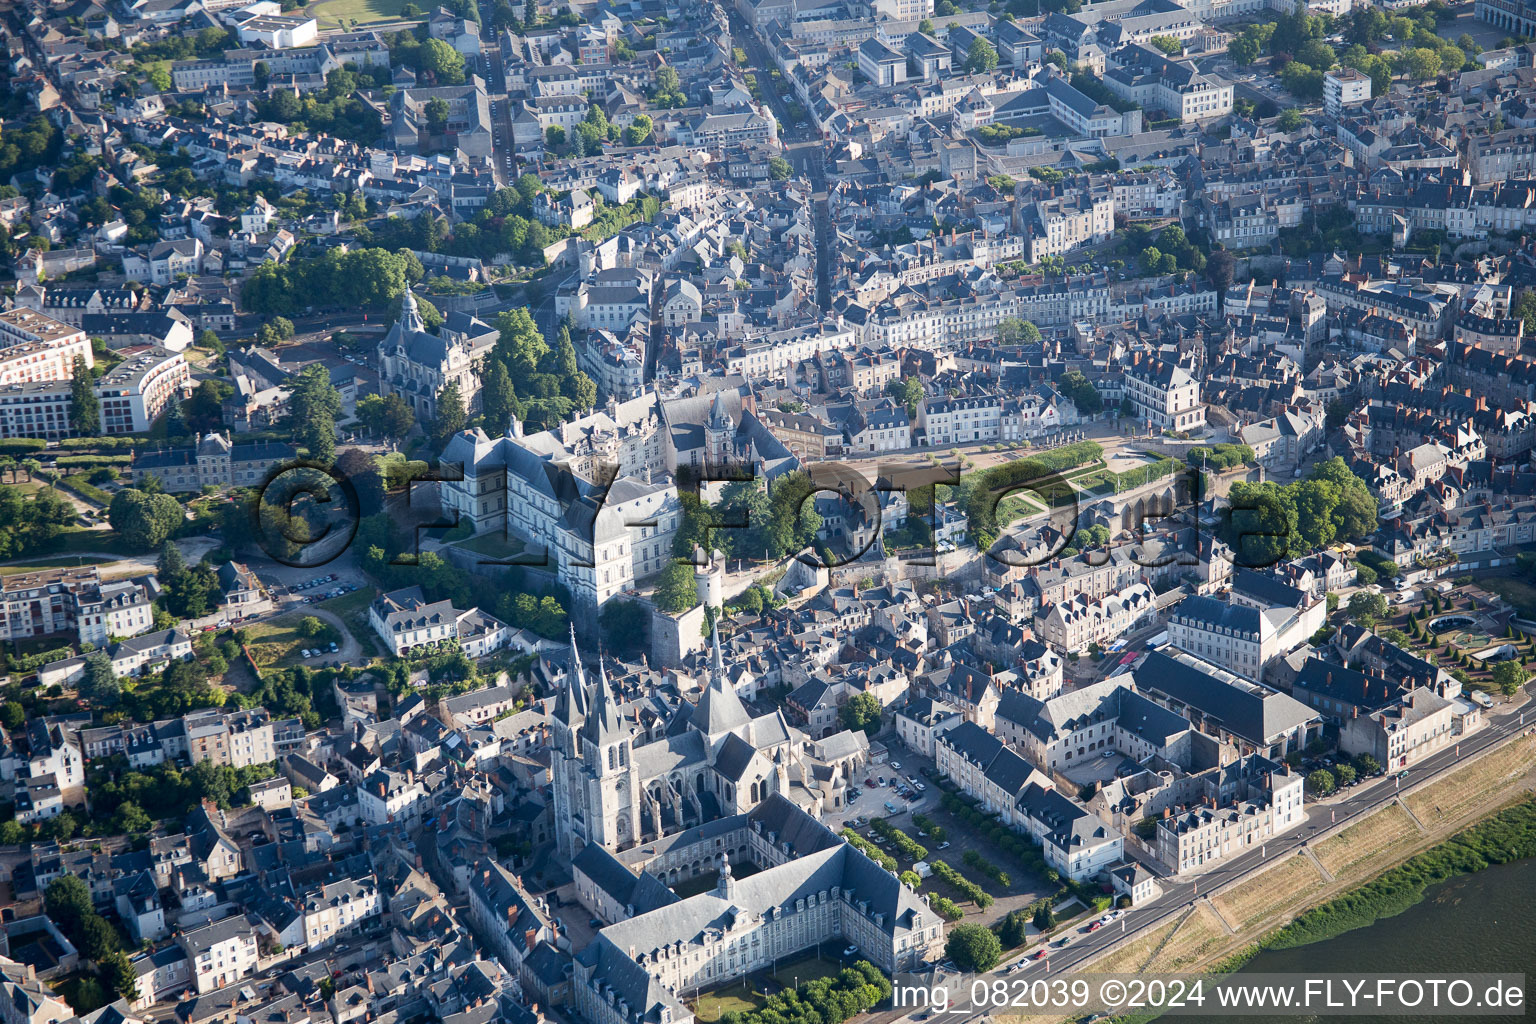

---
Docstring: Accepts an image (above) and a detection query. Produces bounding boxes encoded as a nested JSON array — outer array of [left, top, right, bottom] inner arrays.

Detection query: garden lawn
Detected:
[[244, 615, 308, 668], [1483, 576, 1536, 620], [319, 588, 381, 658], [311, 0, 411, 28]]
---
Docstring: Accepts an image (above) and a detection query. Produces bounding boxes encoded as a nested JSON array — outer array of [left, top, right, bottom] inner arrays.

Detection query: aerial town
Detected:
[[0, 0, 1535, 1017]]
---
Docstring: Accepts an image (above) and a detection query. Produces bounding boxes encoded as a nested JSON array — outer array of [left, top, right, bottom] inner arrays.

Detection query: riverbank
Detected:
[[1034, 729, 1536, 1024]]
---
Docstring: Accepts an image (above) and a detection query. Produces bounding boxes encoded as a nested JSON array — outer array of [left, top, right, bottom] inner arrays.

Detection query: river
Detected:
[[1160, 857, 1535, 1024]]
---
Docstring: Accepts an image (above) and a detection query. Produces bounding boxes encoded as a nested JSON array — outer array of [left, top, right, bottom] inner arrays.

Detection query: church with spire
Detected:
[[550, 625, 868, 856], [376, 285, 498, 421]]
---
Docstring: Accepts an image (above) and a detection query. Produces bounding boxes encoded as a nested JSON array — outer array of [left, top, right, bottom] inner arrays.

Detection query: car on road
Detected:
[[1051, 937, 1070, 948]]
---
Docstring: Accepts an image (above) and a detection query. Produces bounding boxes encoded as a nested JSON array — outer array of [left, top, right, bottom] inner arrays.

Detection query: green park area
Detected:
[[311, 0, 411, 29], [691, 953, 845, 1023]]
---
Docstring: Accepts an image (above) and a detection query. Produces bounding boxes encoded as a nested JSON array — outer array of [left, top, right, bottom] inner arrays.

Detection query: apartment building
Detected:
[[178, 915, 260, 994], [1153, 756, 1304, 875], [1123, 356, 1205, 431], [0, 308, 93, 385], [1034, 584, 1156, 652], [1106, 44, 1233, 122], [1323, 67, 1371, 116], [1339, 686, 1473, 769]]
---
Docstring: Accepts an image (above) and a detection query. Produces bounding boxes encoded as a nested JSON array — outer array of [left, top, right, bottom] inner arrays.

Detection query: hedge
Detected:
[[930, 859, 994, 908], [871, 817, 927, 861], [0, 438, 47, 456], [59, 475, 110, 506], [840, 828, 897, 871], [57, 454, 134, 469]]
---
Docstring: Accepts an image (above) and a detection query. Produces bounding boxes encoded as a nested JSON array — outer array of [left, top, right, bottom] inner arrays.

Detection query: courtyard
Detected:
[[691, 948, 849, 1023]]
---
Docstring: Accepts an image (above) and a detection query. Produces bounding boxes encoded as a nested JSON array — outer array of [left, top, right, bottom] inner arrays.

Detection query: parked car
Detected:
[[842, 945, 858, 957], [890, 761, 902, 770]]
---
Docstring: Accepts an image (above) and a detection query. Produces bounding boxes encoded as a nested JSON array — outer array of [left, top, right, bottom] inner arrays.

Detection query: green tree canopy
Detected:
[[945, 923, 1002, 972], [108, 489, 183, 551]]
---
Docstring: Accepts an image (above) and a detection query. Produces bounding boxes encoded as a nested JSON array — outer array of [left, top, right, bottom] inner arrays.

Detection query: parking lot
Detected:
[[823, 752, 936, 832]]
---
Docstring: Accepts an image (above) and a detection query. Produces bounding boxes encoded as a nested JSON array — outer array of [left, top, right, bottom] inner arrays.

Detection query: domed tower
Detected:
[[398, 283, 426, 335]]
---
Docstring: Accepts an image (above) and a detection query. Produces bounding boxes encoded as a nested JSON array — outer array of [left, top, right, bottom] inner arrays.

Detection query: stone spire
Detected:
[[553, 623, 589, 726], [581, 649, 625, 747], [696, 624, 749, 738]]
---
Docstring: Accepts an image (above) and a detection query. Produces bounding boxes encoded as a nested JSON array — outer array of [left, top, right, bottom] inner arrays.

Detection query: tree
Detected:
[[1297, 39, 1336, 70], [998, 908, 1030, 947], [1354, 563, 1378, 587], [546, 125, 566, 149], [1033, 901, 1056, 931], [479, 360, 519, 436], [839, 692, 882, 736], [1491, 660, 1526, 697], [418, 37, 466, 84], [888, 376, 924, 418], [80, 651, 119, 706], [287, 363, 342, 465], [598, 600, 649, 659], [108, 489, 183, 550], [69, 356, 99, 436], [1404, 46, 1441, 79], [1306, 768, 1337, 796], [1224, 481, 1297, 567], [654, 561, 700, 613], [1206, 248, 1236, 306], [624, 113, 653, 146], [965, 37, 999, 73], [434, 380, 467, 444], [768, 156, 792, 180], [945, 923, 1002, 972], [102, 950, 138, 1001], [45, 875, 94, 930], [1334, 763, 1357, 787], [1354, 754, 1381, 776], [1228, 33, 1263, 65], [998, 316, 1037, 344], [1277, 108, 1304, 132], [78, 915, 121, 960], [1059, 369, 1102, 414], [1347, 590, 1389, 627], [425, 96, 451, 136], [1150, 34, 1182, 54]]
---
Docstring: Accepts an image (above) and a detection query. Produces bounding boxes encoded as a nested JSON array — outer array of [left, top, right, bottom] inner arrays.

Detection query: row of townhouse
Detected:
[[935, 721, 1126, 881], [1354, 180, 1536, 241], [1033, 583, 1157, 652], [76, 707, 297, 768], [858, 277, 1218, 349]]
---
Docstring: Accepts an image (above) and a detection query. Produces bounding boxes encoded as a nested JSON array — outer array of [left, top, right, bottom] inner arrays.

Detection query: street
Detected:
[[995, 683, 1536, 995]]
